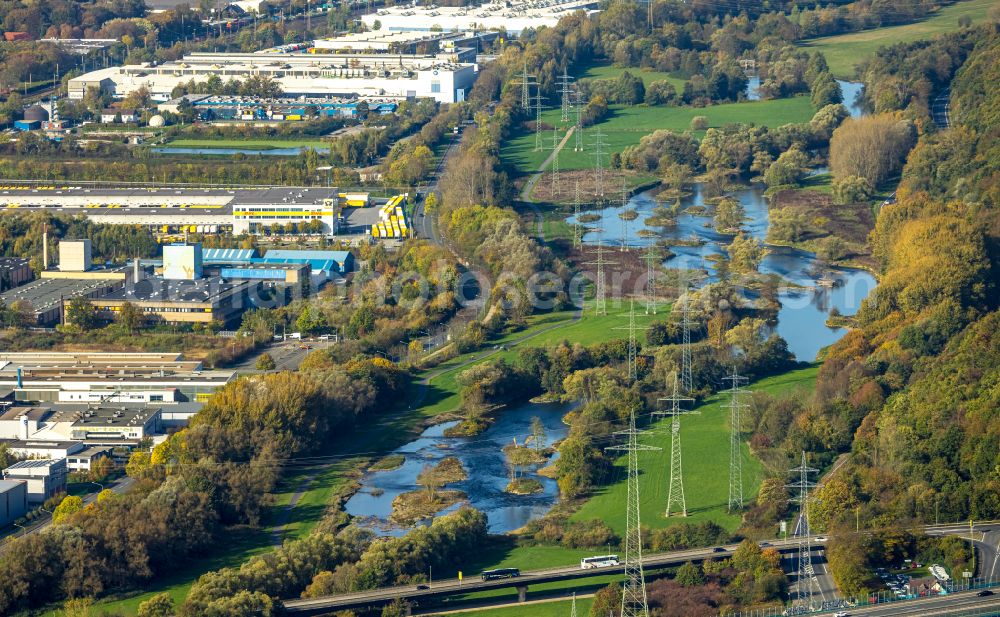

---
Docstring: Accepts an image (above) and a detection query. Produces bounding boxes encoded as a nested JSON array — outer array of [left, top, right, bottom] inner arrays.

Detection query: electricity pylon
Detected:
[[592, 128, 609, 200], [678, 272, 695, 393], [558, 68, 575, 123], [614, 300, 650, 382], [533, 92, 547, 152], [723, 368, 750, 513], [641, 243, 660, 315], [573, 91, 585, 152], [655, 372, 697, 517], [569, 592, 578, 617], [572, 179, 583, 249], [606, 410, 660, 617], [515, 57, 537, 110], [550, 126, 561, 197], [583, 239, 616, 315], [789, 451, 820, 611], [618, 176, 630, 252]]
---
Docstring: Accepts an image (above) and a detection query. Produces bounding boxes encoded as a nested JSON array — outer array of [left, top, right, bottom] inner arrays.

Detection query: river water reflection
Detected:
[[345, 401, 574, 536]]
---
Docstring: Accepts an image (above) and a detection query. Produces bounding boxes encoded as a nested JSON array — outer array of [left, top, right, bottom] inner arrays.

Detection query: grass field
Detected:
[[416, 304, 664, 416], [163, 138, 330, 150], [570, 365, 820, 536], [801, 0, 998, 78], [579, 62, 687, 89], [433, 596, 595, 616], [502, 97, 815, 176]]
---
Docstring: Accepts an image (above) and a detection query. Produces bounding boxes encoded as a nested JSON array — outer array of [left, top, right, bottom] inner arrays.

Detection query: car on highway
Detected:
[[815, 536, 827, 542], [833, 612, 850, 617], [712, 547, 726, 553], [481, 568, 520, 581], [416, 584, 429, 590], [978, 589, 994, 596]]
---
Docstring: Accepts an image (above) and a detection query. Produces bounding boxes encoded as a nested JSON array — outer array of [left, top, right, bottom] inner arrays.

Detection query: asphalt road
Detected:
[[285, 522, 1000, 615], [1, 475, 135, 546]]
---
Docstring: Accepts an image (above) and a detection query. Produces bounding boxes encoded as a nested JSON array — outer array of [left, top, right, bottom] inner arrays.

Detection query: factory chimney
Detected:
[[42, 223, 48, 270], [133, 258, 143, 282]]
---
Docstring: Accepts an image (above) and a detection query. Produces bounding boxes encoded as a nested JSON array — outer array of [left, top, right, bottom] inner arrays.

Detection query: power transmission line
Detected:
[[583, 239, 616, 315], [573, 90, 585, 152], [514, 57, 537, 110], [655, 371, 697, 517], [591, 128, 609, 201], [572, 179, 583, 250], [641, 242, 660, 315], [789, 451, 821, 611], [606, 410, 660, 617], [551, 126, 562, 197], [558, 68, 575, 123], [533, 91, 548, 152], [723, 367, 750, 513], [570, 592, 578, 617], [614, 299, 650, 383], [678, 272, 695, 394]]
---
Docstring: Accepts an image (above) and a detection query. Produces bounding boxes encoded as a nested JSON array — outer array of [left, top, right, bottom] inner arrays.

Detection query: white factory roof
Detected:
[[361, 0, 601, 34]]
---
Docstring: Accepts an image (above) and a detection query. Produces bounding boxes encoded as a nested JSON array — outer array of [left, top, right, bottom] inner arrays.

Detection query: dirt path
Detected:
[[270, 465, 327, 547], [519, 126, 576, 240]]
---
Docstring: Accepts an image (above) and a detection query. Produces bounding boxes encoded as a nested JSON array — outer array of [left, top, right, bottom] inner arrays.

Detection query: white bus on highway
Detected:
[[581, 555, 620, 569]]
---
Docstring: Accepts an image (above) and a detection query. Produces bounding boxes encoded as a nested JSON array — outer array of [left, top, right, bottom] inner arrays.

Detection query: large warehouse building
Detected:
[[69, 50, 478, 104], [361, 0, 600, 34]]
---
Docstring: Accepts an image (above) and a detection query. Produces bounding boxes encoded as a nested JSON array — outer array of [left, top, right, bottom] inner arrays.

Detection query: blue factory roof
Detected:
[[258, 250, 353, 274], [202, 248, 259, 262], [263, 250, 352, 262]]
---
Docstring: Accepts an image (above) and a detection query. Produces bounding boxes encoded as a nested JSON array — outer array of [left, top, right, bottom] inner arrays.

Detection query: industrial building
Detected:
[[0, 257, 32, 292], [0, 480, 28, 528], [159, 94, 399, 122], [361, 0, 600, 34], [69, 49, 478, 104], [0, 352, 235, 403], [3, 459, 67, 503], [0, 276, 122, 326]]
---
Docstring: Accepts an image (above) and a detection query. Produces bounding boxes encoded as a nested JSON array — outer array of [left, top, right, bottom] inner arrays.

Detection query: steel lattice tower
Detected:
[[606, 410, 660, 617], [641, 243, 660, 315], [723, 368, 750, 512], [550, 126, 561, 197], [655, 372, 697, 517], [515, 57, 537, 110], [618, 176, 630, 252], [583, 239, 616, 315], [614, 300, 649, 382], [678, 273, 694, 393], [569, 592, 577, 617], [558, 68, 575, 123], [533, 92, 547, 152], [592, 129, 609, 200], [789, 451, 820, 611], [572, 179, 583, 249], [573, 91, 585, 152]]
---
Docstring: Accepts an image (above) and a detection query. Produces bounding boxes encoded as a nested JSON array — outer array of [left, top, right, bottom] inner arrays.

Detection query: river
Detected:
[[346, 81, 874, 533], [345, 400, 574, 536], [566, 81, 876, 361], [152, 146, 313, 156]]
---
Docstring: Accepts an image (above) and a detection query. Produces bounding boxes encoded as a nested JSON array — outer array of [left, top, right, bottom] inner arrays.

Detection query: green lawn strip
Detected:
[[579, 62, 687, 89], [800, 0, 997, 78], [274, 459, 359, 542], [416, 305, 665, 416], [801, 172, 833, 194], [431, 596, 595, 616], [570, 365, 820, 538], [165, 138, 330, 150], [502, 97, 815, 176]]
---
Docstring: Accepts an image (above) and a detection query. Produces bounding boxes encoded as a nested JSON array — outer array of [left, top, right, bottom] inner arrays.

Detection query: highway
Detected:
[[284, 522, 1000, 615], [283, 537, 802, 615]]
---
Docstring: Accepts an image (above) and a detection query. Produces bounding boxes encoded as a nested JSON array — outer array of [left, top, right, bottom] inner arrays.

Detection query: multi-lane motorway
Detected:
[[284, 522, 1000, 616]]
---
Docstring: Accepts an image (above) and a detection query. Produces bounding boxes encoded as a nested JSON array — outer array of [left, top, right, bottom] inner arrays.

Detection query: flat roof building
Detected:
[[69, 50, 478, 104], [0, 480, 28, 528], [0, 352, 234, 403], [0, 257, 32, 292], [0, 277, 123, 326], [3, 459, 67, 503], [361, 0, 600, 35]]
